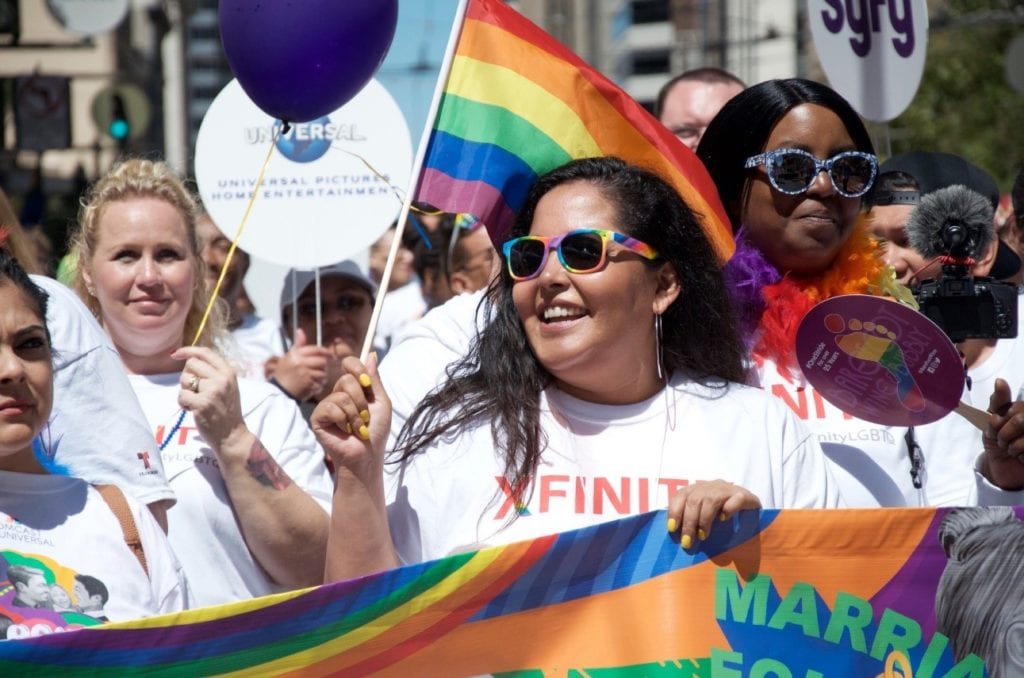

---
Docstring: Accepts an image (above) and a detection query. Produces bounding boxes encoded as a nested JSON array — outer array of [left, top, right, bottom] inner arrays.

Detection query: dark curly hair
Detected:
[[393, 156, 745, 508]]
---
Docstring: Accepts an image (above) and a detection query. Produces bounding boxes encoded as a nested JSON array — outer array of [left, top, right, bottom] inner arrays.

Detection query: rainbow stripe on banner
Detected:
[[416, 0, 734, 261], [0, 508, 1003, 675]]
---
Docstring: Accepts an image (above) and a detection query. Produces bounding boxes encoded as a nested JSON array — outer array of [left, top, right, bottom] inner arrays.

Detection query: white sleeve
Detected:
[[973, 467, 1024, 506], [130, 493, 191, 612], [35, 276, 175, 507]]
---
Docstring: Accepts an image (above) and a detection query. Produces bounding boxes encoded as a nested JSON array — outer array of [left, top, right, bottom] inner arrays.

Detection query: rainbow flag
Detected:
[[416, 0, 734, 261], [0, 508, 993, 675]]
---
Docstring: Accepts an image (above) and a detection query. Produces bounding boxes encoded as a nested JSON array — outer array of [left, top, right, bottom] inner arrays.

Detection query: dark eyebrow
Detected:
[[13, 324, 47, 338]]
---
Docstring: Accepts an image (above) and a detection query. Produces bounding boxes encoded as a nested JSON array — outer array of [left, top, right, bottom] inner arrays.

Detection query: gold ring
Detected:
[[187, 375, 200, 393]]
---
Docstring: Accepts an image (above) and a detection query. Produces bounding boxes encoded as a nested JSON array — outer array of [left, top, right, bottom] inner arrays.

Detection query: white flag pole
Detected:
[[359, 0, 473, 362]]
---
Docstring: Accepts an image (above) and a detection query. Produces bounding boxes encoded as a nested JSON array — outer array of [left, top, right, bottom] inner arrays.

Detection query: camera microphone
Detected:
[[904, 184, 1016, 343], [906, 185, 995, 262]]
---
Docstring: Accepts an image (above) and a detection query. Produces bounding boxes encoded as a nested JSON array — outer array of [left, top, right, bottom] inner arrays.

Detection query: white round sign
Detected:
[[46, 0, 129, 35], [1006, 34, 1024, 96], [194, 78, 413, 269], [808, 0, 929, 122]]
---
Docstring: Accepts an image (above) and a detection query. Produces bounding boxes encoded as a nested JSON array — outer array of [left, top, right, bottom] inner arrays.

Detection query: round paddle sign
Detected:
[[194, 78, 412, 269], [795, 295, 964, 426], [808, 0, 929, 122]]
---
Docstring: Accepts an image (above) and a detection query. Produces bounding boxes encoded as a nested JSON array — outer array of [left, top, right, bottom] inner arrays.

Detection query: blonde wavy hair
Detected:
[[69, 158, 226, 349]]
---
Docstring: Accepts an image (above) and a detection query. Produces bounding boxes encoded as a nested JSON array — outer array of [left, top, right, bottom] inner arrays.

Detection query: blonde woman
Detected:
[[70, 159, 331, 607]]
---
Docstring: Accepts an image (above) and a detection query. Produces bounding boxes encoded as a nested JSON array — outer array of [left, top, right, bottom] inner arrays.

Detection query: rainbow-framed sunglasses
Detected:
[[501, 228, 660, 282]]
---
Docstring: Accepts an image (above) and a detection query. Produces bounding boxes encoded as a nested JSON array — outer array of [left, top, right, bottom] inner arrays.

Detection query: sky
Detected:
[[376, 0, 462, 147]]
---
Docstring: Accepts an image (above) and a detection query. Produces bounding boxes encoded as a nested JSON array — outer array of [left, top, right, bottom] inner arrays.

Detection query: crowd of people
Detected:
[[1, 68, 1024, 650]]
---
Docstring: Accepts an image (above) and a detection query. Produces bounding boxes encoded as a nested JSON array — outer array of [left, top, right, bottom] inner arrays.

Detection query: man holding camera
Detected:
[[866, 151, 1023, 403], [866, 151, 1024, 502]]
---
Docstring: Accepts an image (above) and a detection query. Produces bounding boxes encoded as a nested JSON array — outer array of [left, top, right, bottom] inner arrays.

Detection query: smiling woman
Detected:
[[696, 78, 1024, 508], [312, 157, 842, 583], [69, 159, 333, 608]]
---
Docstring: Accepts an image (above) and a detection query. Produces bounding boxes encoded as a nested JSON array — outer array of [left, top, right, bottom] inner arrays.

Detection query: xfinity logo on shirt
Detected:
[[493, 475, 690, 520]]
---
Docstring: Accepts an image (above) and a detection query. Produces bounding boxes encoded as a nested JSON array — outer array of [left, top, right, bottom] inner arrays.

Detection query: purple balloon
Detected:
[[219, 0, 398, 123]]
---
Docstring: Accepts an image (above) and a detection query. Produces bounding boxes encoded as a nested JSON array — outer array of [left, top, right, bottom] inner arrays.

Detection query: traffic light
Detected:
[[109, 92, 129, 141]]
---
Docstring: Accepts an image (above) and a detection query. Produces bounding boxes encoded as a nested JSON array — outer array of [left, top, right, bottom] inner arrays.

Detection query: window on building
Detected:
[[631, 0, 669, 24], [632, 51, 670, 76]]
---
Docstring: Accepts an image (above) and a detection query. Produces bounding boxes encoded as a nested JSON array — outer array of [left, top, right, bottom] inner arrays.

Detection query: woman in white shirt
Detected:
[[313, 157, 842, 582], [68, 159, 332, 607]]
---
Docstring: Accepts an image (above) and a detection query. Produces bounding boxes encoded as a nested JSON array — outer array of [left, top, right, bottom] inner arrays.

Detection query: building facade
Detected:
[[517, 0, 804, 110]]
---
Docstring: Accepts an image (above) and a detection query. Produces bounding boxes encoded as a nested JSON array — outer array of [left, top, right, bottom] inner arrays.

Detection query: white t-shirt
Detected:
[[383, 291, 1019, 509], [963, 292, 1024, 407], [33, 276, 174, 508], [757, 358, 1021, 507], [384, 375, 841, 563], [222, 313, 285, 381], [0, 471, 187, 639], [380, 290, 488, 441], [128, 374, 333, 608]]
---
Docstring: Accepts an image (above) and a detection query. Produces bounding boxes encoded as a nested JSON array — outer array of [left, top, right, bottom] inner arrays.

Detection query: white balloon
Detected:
[[194, 78, 413, 269], [1006, 34, 1024, 96]]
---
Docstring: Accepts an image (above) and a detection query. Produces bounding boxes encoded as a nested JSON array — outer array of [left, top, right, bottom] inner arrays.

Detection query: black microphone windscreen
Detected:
[[905, 185, 994, 261]]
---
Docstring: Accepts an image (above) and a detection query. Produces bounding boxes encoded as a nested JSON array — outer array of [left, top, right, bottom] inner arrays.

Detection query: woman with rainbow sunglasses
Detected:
[[314, 156, 840, 582], [697, 78, 1024, 507]]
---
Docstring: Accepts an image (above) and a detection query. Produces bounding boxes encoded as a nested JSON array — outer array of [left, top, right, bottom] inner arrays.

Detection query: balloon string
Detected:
[[332, 145, 442, 219], [191, 126, 283, 346], [334, 145, 407, 206], [333, 145, 443, 254]]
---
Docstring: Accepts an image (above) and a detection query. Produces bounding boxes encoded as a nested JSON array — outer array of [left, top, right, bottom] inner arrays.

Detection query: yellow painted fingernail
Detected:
[[681, 534, 692, 549], [719, 512, 727, 522], [666, 518, 677, 533], [358, 374, 372, 388], [698, 528, 706, 541], [358, 425, 370, 440], [359, 409, 370, 423], [345, 422, 352, 434]]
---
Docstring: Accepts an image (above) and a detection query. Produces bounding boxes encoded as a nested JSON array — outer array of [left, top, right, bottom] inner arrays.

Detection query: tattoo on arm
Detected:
[[246, 440, 293, 490]]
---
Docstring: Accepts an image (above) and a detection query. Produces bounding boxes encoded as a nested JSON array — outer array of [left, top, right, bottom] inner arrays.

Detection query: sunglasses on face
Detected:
[[501, 228, 660, 282], [744, 147, 878, 198]]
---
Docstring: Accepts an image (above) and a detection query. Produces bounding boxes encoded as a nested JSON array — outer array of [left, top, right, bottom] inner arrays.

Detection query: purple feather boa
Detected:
[[722, 228, 780, 345]]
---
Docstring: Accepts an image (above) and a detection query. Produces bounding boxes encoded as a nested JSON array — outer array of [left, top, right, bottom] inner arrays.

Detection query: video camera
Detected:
[[914, 275, 1017, 344], [907, 186, 1018, 343]]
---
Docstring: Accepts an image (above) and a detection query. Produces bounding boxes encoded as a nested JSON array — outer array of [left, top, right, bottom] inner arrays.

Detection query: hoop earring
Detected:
[[655, 313, 664, 381]]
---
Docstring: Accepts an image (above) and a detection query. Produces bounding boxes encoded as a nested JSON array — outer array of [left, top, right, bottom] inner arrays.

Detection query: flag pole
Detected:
[[359, 0, 473, 362]]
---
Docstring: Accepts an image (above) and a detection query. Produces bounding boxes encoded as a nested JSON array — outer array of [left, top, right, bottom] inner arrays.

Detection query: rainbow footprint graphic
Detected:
[[825, 314, 926, 412]]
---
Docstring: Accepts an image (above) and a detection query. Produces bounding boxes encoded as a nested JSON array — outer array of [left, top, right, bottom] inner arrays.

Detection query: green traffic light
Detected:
[[109, 118, 129, 140], [109, 91, 130, 141]]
